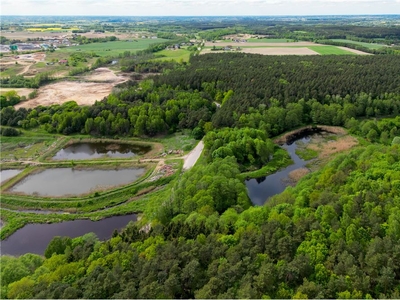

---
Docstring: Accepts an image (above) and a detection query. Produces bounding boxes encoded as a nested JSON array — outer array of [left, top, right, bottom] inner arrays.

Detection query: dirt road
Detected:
[[183, 141, 204, 170]]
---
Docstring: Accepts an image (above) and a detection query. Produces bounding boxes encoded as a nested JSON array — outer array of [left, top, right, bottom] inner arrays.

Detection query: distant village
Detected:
[[0, 35, 75, 53], [0, 33, 161, 53]]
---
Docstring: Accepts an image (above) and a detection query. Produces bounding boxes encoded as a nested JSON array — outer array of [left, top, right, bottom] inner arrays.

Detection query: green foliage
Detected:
[[3, 142, 399, 299], [295, 147, 318, 160], [204, 127, 274, 168], [0, 126, 20, 136], [0, 90, 20, 107]]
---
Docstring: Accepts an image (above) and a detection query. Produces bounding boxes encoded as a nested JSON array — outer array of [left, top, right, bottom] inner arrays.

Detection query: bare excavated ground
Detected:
[[82, 67, 128, 82], [15, 81, 115, 108], [15, 68, 129, 109], [1, 88, 35, 97]]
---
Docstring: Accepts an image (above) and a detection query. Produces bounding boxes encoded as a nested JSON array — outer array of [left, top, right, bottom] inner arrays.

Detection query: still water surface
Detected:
[[246, 136, 310, 205], [52, 142, 151, 160], [9, 168, 145, 196], [0, 169, 22, 184], [0, 214, 137, 256]]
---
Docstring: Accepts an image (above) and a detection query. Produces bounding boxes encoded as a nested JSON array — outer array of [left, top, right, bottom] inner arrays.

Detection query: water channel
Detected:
[[1, 130, 324, 256], [9, 167, 145, 197], [52, 142, 151, 160], [0, 214, 137, 256], [246, 135, 313, 205]]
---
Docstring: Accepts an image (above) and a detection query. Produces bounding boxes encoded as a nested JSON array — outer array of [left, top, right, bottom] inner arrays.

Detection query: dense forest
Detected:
[[1, 54, 400, 139], [1, 139, 399, 298], [1, 27, 400, 298]]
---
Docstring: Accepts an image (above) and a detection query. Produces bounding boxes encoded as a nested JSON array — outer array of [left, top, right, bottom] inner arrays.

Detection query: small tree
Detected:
[[392, 136, 400, 145]]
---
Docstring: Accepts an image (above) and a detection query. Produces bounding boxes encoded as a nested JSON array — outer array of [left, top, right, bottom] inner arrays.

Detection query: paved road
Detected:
[[183, 140, 204, 170]]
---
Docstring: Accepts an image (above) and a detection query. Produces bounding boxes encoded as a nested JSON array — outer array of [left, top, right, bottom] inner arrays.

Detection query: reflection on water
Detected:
[[0, 214, 137, 256], [246, 136, 311, 205], [9, 167, 145, 196], [52, 142, 151, 160]]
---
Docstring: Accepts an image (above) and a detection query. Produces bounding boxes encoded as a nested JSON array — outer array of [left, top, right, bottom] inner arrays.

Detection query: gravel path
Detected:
[[183, 141, 204, 170]]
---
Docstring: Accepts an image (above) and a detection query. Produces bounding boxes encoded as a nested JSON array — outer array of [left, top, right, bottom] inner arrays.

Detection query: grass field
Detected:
[[331, 39, 387, 50], [308, 46, 356, 55], [0, 65, 25, 77], [152, 48, 192, 62], [59, 39, 168, 57]]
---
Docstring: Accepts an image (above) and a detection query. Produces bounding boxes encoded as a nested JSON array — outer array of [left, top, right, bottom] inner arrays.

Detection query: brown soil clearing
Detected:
[[15, 81, 116, 108], [15, 68, 128, 109], [1, 88, 35, 98]]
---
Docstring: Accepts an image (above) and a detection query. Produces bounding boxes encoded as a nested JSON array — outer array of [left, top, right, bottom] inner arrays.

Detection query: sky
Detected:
[[1, 0, 399, 16]]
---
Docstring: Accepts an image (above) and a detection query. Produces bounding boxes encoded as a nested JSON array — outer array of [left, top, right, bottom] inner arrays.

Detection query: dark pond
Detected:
[[52, 142, 151, 160], [9, 167, 145, 197], [0, 169, 22, 184], [0, 214, 137, 256], [246, 136, 312, 206]]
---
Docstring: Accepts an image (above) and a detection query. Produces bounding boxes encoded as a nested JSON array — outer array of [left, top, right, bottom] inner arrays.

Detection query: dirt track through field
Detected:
[[337, 46, 372, 55]]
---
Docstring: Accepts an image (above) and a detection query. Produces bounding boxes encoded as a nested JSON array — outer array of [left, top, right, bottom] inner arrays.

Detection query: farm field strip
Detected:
[[201, 45, 362, 55], [331, 39, 388, 49], [58, 39, 168, 56], [204, 41, 322, 47], [307, 46, 357, 55]]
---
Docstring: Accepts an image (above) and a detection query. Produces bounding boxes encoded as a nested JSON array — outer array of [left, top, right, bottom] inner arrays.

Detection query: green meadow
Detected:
[[308, 46, 356, 55], [59, 39, 168, 57]]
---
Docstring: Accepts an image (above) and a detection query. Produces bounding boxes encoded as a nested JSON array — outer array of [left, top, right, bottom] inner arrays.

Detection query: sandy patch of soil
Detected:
[[15, 81, 116, 108], [239, 47, 319, 55], [14, 68, 128, 109], [1, 88, 35, 98], [83, 67, 127, 82], [337, 46, 372, 55]]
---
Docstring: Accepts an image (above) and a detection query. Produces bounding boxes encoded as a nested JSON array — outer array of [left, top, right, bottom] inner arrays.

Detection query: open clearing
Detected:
[[307, 135, 359, 160], [201, 47, 319, 55], [1, 88, 35, 98], [59, 39, 168, 57], [332, 39, 387, 50], [14, 82, 118, 108], [308, 46, 357, 55], [337, 47, 372, 55], [82, 67, 128, 82], [14, 68, 128, 109], [204, 41, 322, 47], [239, 47, 319, 55]]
